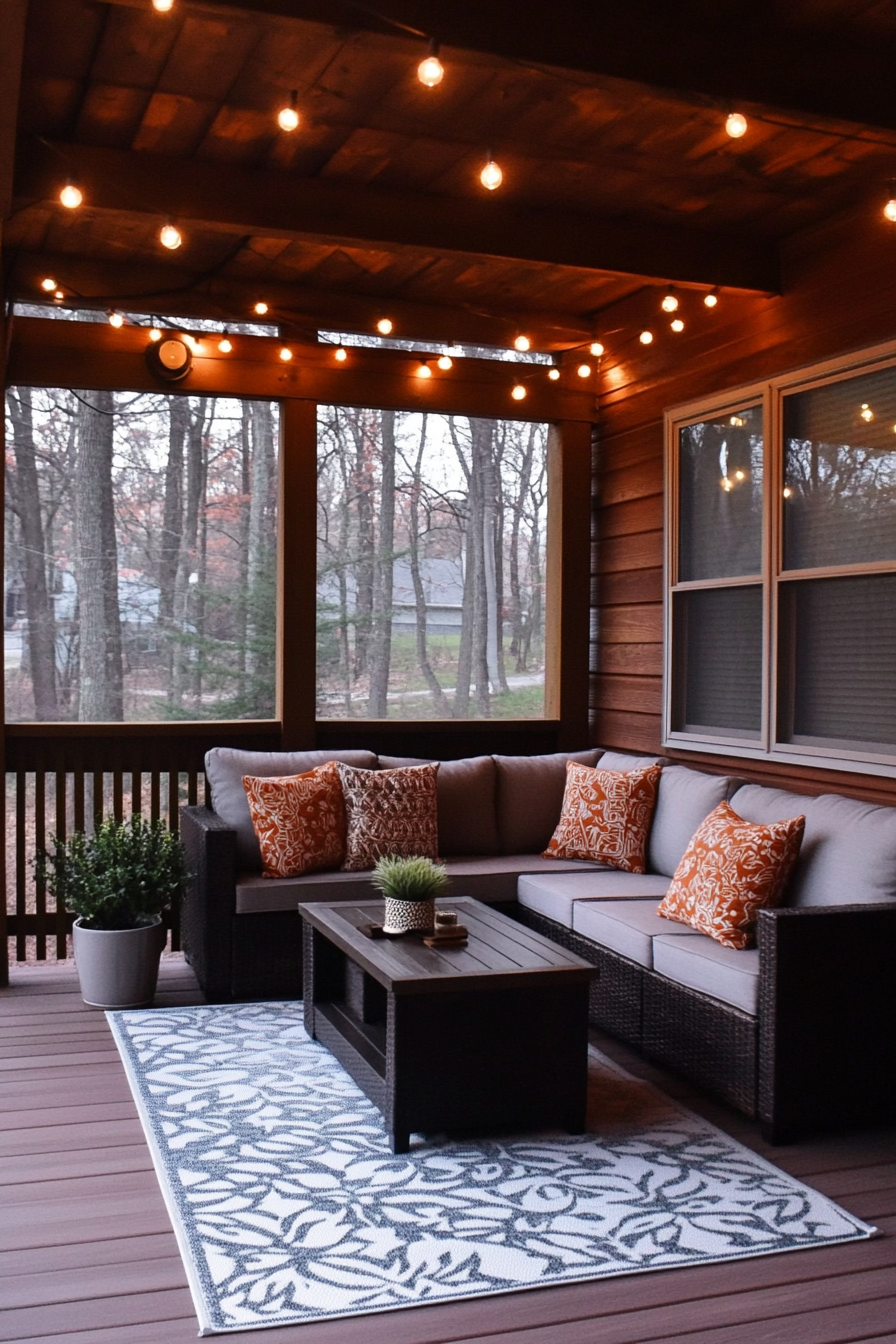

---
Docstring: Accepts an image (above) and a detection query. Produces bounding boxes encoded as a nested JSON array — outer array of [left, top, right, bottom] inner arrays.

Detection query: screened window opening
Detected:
[[316, 407, 548, 719], [671, 585, 763, 739], [4, 387, 279, 722], [678, 405, 763, 582]]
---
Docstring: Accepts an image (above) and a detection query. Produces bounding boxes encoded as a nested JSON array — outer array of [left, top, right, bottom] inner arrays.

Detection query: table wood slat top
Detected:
[[297, 897, 596, 995]]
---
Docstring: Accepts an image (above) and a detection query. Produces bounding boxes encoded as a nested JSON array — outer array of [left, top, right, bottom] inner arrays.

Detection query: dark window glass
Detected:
[[783, 366, 896, 570], [777, 574, 896, 750], [671, 585, 763, 738], [678, 406, 763, 581]]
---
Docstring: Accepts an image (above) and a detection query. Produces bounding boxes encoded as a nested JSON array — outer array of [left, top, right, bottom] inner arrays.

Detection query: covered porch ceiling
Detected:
[[4, 0, 896, 350]]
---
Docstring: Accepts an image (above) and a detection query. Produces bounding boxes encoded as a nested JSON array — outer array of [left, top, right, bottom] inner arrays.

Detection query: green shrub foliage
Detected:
[[37, 815, 189, 931]]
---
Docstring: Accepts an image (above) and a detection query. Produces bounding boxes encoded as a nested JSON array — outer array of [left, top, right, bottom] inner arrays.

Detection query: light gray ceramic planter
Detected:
[[382, 896, 435, 935], [72, 916, 167, 1008]]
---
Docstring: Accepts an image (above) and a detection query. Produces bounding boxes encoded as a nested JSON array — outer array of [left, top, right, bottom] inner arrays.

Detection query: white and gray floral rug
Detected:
[[107, 1001, 875, 1336]]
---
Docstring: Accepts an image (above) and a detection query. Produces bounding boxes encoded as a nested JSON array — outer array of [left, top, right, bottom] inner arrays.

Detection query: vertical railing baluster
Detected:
[[132, 767, 141, 816], [187, 771, 198, 806], [74, 772, 85, 834], [34, 772, 46, 960], [168, 770, 180, 832], [92, 770, 104, 827], [150, 770, 161, 824], [55, 768, 68, 961], [15, 773, 27, 963], [113, 771, 124, 823]]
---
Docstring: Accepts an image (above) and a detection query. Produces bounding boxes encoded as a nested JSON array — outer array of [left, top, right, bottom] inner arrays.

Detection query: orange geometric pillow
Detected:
[[337, 762, 439, 871], [543, 763, 662, 874], [242, 761, 345, 879], [657, 801, 805, 949]]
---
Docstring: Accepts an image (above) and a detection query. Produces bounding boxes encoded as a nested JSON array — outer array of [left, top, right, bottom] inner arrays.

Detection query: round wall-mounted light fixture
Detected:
[[146, 334, 193, 382]]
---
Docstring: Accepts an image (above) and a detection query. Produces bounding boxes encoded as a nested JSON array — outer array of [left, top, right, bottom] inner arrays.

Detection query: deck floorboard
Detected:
[[2, 956, 894, 1344]]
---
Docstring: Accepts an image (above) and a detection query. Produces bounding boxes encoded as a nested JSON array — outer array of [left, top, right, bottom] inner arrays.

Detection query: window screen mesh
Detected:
[[678, 406, 763, 582], [672, 585, 763, 738]]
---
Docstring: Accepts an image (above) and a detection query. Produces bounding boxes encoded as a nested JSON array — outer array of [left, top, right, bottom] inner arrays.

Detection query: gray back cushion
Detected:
[[648, 766, 739, 877], [494, 750, 603, 854], [378, 755, 499, 856], [731, 783, 896, 907], [206, 747, 378, 870], [598, 752, 665, 771]]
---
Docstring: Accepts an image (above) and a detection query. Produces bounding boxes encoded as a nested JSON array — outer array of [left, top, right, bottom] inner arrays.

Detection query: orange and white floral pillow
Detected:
[[243, 761, 345, 879], [657, 801, 805, 949], [543, 762, 662, 874], [337, 762, 439, 871]]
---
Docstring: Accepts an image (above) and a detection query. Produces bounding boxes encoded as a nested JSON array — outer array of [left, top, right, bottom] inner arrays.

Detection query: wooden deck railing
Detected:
[[4, 721, 281, 965]]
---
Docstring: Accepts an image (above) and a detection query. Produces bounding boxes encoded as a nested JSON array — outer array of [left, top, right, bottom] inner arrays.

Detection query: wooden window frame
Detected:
[[4, 315, 594, 750], [664, 337, 896, 779]]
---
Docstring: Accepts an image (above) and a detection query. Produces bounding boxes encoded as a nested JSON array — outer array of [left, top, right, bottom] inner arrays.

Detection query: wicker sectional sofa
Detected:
[[180, 746, 896, 1141]]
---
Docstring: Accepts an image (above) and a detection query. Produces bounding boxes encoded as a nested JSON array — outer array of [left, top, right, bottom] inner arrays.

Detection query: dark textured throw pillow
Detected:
[[337, 762, 440, 871]]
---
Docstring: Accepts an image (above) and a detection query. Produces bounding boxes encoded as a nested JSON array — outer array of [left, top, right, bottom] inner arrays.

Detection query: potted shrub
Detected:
[[37, 815, 189, 1008], [371, 854, 449, 934]]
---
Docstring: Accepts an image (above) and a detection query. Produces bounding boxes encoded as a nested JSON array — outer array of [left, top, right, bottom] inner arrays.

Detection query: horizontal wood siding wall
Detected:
[[591, 205, 896, 804]]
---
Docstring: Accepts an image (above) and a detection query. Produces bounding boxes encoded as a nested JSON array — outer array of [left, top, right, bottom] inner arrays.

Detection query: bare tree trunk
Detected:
[[158, 397, 187, 695], [368, 409, 395, 717], [509, 424, 537, 670], [407, 416, 450, 713], [6, 390, 58, 719], [449, 420, 474, 717], [235, 402, 252, 698], [74, 390, 123, 721], [470, 421, 491, 717], [349, 411, 375, 680], [246, 400, 273, 682]]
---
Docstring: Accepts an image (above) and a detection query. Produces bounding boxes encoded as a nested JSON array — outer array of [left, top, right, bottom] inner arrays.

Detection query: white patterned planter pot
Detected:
[[382, 897, 436, 935], [73, 916, 167, 1008]]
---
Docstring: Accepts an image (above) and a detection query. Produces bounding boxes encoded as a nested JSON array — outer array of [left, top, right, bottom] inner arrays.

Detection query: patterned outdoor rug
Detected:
[[107, 1001, 875, 1336]]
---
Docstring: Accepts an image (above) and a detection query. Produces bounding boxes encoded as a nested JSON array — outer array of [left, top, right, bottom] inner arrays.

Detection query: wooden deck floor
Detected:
[[2, 956, 895, 1344]]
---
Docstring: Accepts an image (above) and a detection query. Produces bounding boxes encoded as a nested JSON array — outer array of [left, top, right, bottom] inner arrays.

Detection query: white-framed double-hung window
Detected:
[[665, 341, 896, 776]]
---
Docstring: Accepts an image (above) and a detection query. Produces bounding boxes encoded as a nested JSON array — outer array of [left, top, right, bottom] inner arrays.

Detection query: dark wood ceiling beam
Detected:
[[101, 0, 896, 135], [0, 0, 29, 224], [6, 250, 594, 349], [15, 141, 779, 293]]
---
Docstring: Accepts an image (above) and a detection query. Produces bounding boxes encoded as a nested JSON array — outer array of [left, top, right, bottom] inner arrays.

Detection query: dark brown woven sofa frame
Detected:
[[520, 903, 896, 1143]]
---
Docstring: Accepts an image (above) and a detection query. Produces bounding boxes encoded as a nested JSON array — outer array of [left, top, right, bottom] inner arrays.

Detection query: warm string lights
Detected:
[[725, 112, 748, 139], [278, 91, 300, 132], [159, 222, 182, 250], [417, 41, 444, 88], [480, 153, 503, 191]]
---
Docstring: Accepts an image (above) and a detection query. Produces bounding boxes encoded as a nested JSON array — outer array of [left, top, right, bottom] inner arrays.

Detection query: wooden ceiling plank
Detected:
[[15, 141, 779, 291], [95, 0, 896, 136], [0, 0, 30, 221]]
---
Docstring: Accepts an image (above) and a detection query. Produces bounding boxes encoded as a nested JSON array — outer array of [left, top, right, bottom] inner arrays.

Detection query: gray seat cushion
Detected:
[[572, 898, 699, 967], [517, 871, 670, 929], [648, 766, 739, 877], [237, 854, 605, 914], [206, 747, 378, 869], [494, 750, 602, 854], [731, 784, 896, 908], [652, 934, 760, 1015], [378, 755, 500, 856]]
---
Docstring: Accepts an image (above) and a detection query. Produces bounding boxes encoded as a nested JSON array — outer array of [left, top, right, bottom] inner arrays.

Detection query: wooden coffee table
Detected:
[[299, 896, 596, 1152]]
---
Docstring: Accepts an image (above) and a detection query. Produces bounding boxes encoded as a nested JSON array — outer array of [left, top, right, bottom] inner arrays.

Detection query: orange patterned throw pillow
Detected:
[[337, 762, 440, 871], [658, 801, 805, 949], [543, 763, 662, 873], [242, 761, 345, 879]]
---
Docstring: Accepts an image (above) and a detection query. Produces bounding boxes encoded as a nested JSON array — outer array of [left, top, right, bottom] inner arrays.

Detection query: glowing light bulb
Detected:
[[376, 318, 393, 334], [334, 346, 347, 362], [885, 199, 896, 223], [735, 469, 745, 481], [861, 403, 874, 421], [54, 289, 64, 300], [41, 277, 56, 292], [671, 318, 684, 332], [783, 486, 793, 499], [437, 354, 453, 369], [548, 367, 560, 381], [480, 154, 503, 191], [415, 361, 432, 379], [254, 301, 269, 315], [149, 326, 162, 342], [514, 334, 530, 352], [721, 476, 733, 491], [511, 383, 526, 400], [589, 341, 604, 357], [577, 363, 591, 378], [152, 0, 174, 10], [108, 311, 123, 328], [59, 181, 82, 209], [218, 333, 232, 353], [639, 330, 654, 345], [417, 42, 444, 87], [278, 92, 300, 132], [159, 222, 182, 250], [661, 290, 678, 313], [704, 290, 719, 308], [279, 346, 293, 361], [725, 112, 748, 139]]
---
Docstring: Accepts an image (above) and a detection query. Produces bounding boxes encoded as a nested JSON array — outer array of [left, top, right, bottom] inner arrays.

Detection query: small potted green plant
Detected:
[[37, 815, 189, 1008], [371, 854, 449, 934]]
